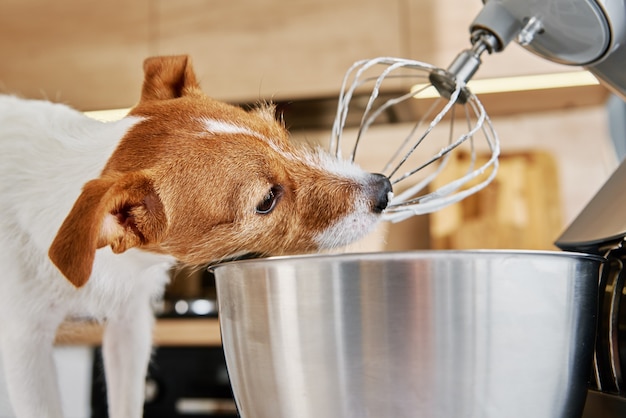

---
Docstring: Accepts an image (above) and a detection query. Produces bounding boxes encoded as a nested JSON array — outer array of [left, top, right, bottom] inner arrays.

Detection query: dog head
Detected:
[[49, 55, 392, 287]]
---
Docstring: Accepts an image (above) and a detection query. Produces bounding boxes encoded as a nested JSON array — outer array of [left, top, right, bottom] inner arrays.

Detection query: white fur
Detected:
[[0, 96, 175, 418], [314, 199, 380, 248], [203, 118, 266, 141], [314, 148, 373, 181], [202, 117, 302, 162]]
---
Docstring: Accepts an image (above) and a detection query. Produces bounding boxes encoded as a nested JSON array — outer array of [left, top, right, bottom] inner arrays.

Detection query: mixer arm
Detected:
[[429, 1, 534, 101], [432, 0, 626, 102]]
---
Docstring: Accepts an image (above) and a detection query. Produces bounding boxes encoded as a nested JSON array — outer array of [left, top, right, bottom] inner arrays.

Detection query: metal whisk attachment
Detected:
[[330, 57, 500, 222]]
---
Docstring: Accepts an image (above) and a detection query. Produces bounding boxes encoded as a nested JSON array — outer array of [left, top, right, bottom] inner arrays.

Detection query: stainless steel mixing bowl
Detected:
[[212, 250, 603, 418]]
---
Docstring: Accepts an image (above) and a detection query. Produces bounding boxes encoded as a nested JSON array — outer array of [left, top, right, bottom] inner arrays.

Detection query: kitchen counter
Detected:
[[55, 319, 222, 346]]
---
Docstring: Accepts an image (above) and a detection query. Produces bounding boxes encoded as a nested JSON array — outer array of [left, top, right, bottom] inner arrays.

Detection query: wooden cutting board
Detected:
[[429, 150, 562, 250]]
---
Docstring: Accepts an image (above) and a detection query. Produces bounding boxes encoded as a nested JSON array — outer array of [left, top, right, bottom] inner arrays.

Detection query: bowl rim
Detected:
[[208, 249, 605, 272]]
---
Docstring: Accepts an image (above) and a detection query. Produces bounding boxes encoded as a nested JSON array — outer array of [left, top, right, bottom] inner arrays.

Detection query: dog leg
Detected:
[[102, 297, 155, 418], [0, 320, 64, 418]]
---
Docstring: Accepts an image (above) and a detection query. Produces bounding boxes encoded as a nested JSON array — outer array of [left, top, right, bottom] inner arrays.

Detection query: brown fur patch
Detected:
[[49, 55, 382, 286]]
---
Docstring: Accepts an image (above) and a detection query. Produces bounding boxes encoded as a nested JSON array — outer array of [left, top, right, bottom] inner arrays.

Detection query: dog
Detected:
[[0, 55, 392, 418]]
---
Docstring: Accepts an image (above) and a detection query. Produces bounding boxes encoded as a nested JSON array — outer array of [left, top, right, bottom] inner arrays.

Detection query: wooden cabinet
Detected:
[[156, 0, 402, 103], [1, 0, 577, 111], [0, 0, 150, 110], [1, 0, 401, 110]]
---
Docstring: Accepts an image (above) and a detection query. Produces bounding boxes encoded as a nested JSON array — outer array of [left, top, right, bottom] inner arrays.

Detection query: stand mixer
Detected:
[[442, 0, 626, 416]]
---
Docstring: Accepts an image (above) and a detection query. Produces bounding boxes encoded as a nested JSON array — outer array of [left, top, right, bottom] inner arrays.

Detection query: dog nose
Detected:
[[369, 173, 392, 213]]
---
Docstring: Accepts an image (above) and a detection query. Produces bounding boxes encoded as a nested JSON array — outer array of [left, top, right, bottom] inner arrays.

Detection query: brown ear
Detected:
[[48, 173, 168, 288], [140, 55, 201, 101]]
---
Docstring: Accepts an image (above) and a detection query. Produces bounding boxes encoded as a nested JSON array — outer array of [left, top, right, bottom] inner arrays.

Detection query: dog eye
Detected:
[[256, 186, 283, 214]]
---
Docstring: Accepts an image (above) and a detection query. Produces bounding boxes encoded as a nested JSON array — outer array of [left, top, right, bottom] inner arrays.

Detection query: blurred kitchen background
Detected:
[[0, 0, 624, 417]]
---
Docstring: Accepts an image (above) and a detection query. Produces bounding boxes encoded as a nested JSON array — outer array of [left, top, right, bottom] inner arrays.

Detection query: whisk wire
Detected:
[[384, 96, 443, 177], [387, 85, 463, 181], [389, 97, 499, 208], [331, 57, 437, 157], [331, 57, 500, 222]]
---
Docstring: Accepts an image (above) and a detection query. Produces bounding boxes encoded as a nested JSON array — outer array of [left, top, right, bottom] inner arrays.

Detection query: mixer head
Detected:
[[434, 0, 626, 101]]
